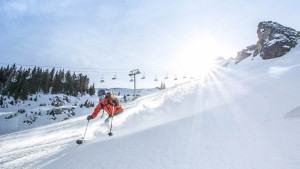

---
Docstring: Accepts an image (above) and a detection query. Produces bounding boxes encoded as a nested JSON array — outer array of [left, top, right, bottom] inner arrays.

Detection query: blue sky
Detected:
[[0, 0, 300, 88]]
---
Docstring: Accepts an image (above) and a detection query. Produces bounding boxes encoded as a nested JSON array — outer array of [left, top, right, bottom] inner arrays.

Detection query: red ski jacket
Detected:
[[91, 98, 123, 118]]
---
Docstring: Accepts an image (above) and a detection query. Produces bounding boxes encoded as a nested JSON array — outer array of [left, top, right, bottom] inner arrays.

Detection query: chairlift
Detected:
[[174, 75, 178, 80], [112, 73, 117, 80], [130, 77, 134, 82], [154, 76, 158, 81], [141, 74, 146, 79], [164, 74, 168, 79], [100, 75, 105, 83]]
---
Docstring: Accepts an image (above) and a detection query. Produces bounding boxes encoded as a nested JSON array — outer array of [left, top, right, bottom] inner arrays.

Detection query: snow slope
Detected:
[[1, 45, 300, 169], [0, 88, 159, 135], [0, 94, 95, 135]]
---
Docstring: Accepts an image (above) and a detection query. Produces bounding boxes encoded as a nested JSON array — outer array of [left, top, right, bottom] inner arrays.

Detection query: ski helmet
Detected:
[[97, 89, 107, 97]]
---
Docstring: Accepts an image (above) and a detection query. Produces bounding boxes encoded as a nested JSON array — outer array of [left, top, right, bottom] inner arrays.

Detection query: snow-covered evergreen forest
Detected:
[[0, 64, 95, 101]]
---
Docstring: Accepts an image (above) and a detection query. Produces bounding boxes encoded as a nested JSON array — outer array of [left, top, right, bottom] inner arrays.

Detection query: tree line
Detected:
[[0, 64, 95, 100]]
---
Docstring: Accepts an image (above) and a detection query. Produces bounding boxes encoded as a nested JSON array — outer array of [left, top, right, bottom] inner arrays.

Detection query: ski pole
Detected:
[[108, 106, 114, 136], [108, 115, 114, 136], [82, 120, 90, 139], [100, 109, 104, 118], [76, 120, 90, 144]]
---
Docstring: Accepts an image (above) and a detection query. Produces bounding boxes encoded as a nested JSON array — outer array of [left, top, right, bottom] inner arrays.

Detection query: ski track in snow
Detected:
[[0, 117, 84, 169], [0, 82, 199, 169]]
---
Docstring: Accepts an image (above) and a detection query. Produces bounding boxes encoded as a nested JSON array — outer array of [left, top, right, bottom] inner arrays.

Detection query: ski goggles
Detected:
[[98, 95, 106, 100]]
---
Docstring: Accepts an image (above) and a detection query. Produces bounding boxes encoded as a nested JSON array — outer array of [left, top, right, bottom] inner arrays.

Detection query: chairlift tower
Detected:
[[129, 69, 141, 99]]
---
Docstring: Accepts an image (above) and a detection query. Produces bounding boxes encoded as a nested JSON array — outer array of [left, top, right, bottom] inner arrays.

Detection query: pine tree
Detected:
[[88, 83, 95, 96], [0, 64, 91, 98], [64, 70, 72, 95]]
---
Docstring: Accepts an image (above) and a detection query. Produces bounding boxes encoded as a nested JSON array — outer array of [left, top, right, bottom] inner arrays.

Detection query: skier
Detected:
[[87, 89, 123, 124], [77, 90, 123, 143]]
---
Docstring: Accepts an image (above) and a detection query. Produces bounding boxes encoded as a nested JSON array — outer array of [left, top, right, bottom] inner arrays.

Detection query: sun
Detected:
[[177, 55, 216, 77], [173, 34, 233, 77]]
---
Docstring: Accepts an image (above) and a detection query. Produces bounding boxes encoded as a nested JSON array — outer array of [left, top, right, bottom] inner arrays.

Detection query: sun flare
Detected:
[[173, 34, 232, 77]]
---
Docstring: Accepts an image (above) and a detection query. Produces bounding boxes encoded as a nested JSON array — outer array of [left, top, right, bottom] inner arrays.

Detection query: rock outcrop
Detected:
[[254, 21, 299, 59], [235, 21, 299, 63], [235, 45, 256, 64]]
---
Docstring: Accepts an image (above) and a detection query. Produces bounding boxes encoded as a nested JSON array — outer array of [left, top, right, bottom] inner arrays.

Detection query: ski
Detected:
[[76, 139, 85, 145]]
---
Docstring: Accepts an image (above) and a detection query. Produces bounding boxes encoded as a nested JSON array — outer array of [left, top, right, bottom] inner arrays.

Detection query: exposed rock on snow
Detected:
[[235, 21, 299, 63], [255, 21, 299, 59]]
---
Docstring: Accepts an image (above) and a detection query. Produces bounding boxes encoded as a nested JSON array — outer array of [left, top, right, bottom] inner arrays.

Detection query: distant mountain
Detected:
[[235, 21, 300, 63]]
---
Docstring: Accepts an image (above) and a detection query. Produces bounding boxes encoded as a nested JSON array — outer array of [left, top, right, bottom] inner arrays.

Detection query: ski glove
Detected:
[[112, 99, 119, 106], [87, 115, 93, 121]]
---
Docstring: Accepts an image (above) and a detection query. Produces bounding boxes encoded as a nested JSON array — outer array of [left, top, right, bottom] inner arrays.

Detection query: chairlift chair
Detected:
[[112, 73, 117, 80], [100, 75, 105, 83], [141, 74, 146, 79], [164, 74, 168, 79]]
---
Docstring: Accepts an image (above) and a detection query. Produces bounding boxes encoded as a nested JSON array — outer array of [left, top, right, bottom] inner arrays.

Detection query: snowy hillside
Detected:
[[0, 88, 159, 135], [0, 94, 94, 135], [1, 45, 300, 168]]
